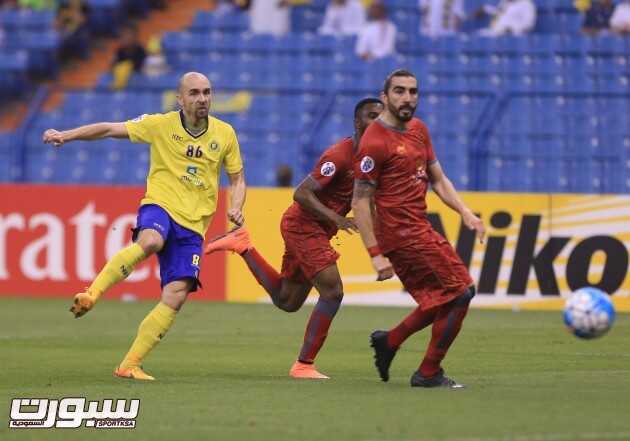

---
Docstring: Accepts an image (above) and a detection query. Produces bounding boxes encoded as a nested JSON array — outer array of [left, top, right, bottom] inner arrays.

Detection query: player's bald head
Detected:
[[177, 72, 211, 94], [177, 72, 212, 121]]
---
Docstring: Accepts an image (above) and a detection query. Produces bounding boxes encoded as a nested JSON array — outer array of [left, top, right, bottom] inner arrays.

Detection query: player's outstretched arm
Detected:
[[351, 180, 394, 281], [428, 160, 485, 243], [294, 176, 357, 233], [227, 170, 246, 226], [42, 122, 129, 147]]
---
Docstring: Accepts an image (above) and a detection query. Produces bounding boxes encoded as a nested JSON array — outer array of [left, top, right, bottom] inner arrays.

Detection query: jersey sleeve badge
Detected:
[[360, 156, 375, 173], [320, 161, 336, 177]]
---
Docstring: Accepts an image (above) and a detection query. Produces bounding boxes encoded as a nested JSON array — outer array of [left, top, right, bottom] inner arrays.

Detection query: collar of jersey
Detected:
[[179, 110, 209, 139], [376, 117, 407, 133]]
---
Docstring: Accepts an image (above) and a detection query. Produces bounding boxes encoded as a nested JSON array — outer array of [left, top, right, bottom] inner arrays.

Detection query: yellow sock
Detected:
[[119, 302, 176, 369], [88, 243, 146, 300]]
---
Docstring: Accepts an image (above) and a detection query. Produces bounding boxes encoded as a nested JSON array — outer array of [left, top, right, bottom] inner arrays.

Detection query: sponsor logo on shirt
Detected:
[[187, 166, 198, 175], [180, 174, 205, 189], [172, 134, 184, 142], [360, 156, 375, 173], [320, 161, 336, 177]]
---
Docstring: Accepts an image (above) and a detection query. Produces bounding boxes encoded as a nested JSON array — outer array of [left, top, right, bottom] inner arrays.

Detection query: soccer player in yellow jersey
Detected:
[[42, 72, 246, 381]]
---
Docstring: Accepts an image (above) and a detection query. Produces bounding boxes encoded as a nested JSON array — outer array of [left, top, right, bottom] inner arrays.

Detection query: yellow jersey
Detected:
[[125, 110, 243, 237]]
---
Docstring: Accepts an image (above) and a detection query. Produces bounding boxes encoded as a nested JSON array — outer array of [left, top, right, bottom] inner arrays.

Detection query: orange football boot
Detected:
[[113, 365, 155, 381], [289, 361, 330, 379], [69, 289, 97, 318], [204, 226, 252, 255]]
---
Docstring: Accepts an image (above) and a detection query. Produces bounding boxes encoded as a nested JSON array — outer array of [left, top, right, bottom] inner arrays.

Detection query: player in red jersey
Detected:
[[352, 69, 485, 388], [204, 98, 384, 379]]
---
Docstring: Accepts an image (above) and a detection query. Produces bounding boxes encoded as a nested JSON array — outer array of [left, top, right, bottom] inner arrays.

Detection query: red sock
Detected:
[[419, 295, 472, 378], [298, 297, 341, 363], [387, 305, 437, 349], [242, 248, 282, 297]]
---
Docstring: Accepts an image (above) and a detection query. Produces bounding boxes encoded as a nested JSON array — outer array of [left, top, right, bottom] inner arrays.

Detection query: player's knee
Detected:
[[138, 232, 163, 255], [162, 293, 186, 311], [321, 287, 343, 303], [277, 300, 301, 313], [161, 280, 193, 310]]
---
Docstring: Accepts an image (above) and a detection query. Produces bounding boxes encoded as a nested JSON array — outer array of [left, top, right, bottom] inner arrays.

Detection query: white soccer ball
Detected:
[[563, 287, 616, 339]]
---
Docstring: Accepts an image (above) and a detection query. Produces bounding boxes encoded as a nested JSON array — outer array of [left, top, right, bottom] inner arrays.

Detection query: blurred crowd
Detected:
[[0, 0, 627, 83], [215, 0, 630, 60], [0, 0, 168, 87]]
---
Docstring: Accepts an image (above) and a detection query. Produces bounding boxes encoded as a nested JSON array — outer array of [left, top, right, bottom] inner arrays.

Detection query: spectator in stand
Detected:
[[610, 0, 630, 33], [19, 0, 55, 9], [419, 0, 465, 36], [477, 0, 537, 36], [581, 0, 614, 34], [318, 0, 366, 37], [250, 0, 290, 36], [114, 24, 147, 72], [111, 24, 147, 90], [142, 36, 169, 77], [56, 0, 89, 61], [355, 2, 397, 61]]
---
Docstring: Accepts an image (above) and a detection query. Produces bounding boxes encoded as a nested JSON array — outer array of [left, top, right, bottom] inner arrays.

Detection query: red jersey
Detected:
[[284, 137, 356, 237], [354, 118, 437, 254]]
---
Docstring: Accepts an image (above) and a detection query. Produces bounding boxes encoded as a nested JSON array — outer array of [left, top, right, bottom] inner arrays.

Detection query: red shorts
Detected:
[[279, 213, 340, 283], [386, 227, 473, 310]]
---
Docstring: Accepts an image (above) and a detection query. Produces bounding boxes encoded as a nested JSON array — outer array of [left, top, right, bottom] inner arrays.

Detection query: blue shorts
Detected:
[[132, 204, 203, 290]]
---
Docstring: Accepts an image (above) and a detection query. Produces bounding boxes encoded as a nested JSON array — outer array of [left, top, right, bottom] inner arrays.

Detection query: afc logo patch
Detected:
[[360, 156, 375, 173], [209, 141, 219, 151], [320, 161, 336, 177]]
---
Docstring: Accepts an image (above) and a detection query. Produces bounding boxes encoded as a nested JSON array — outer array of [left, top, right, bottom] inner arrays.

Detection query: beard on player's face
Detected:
[[387, 100, 416, 122], [182, 100, 208, 120], [196, 106, 209, 118]]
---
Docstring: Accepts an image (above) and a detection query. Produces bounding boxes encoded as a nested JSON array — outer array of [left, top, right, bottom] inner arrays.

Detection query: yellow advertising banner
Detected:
[[226, 189, 630, 312]]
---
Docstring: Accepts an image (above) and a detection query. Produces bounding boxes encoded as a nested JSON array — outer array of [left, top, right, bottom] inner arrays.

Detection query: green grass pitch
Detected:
[[1, 297, 629, 441]]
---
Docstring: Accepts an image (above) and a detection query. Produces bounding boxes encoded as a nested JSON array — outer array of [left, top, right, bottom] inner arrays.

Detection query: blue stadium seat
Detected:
[[3, 5, 627, 193]]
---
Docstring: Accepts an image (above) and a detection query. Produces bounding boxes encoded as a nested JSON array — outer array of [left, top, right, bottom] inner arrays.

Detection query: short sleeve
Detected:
[[125, 113, 164, 144], [354, 131, 388, 184], [223, 128, 244, 174], [420, 122, 437, 164], [310, 146, 343, 189]]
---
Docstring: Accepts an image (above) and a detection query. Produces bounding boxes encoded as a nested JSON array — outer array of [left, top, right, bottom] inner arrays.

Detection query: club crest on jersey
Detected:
[[414, 160, 428, 181], [209, 141, 219, 151], [321, 161, 336, 177], [360, 156, 375, 173]]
